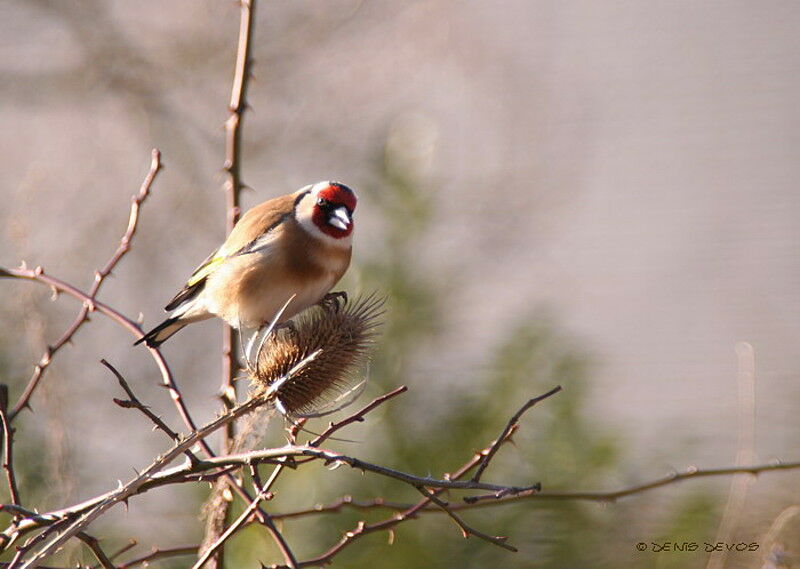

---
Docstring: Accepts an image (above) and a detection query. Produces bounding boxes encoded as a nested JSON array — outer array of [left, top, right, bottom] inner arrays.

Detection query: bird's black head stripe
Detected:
[[293, 189, 311, 209]]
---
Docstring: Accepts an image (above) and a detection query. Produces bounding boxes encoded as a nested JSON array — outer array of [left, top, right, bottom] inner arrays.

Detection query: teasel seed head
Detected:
[[248, 293, 385, 417]]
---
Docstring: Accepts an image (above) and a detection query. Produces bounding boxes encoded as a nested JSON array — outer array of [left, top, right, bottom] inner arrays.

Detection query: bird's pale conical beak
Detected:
[[329, 207, 351, 230]]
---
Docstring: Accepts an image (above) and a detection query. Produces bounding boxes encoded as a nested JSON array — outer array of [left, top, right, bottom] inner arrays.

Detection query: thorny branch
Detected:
[[0, 255, 294, 568], [101, 359, 200, 465], [471, 385, 562, 483], [7, 149, 162, 423], [0, 373, 799, 568], [204, 4, 299, 569], [220, 0, 256, 425], [76, 532, 116, 569], [0, 407, 20, 512], [9, 391, 271, 568]]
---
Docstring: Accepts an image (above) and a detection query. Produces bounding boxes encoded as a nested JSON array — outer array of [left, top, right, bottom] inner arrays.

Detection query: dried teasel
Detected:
[[247, 293, 385, 417]]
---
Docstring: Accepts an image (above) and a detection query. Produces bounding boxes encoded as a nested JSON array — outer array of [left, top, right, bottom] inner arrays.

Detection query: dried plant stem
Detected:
[[194, 467, 286, 569], [8, 150, 162, 422]]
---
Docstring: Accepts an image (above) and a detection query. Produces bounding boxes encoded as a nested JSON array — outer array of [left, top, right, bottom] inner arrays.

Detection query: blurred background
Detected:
[[1, 1, 800, 567]]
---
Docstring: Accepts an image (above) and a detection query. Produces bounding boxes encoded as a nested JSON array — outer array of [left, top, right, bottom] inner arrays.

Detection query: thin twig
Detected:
[[237, 387, 408, 566], [8, 150, 162, 422], [0, 407, 21, 512], [13, 350, 321, 568], [101, 359, 199, 464], [471, 385, 562, 482], [267, 496, 412, 521], [415, 487, 515, 552], [197, 465, 298, 569], [77, 533, 116, 569], [106, 540, 138, 563], [194, 476, 276, 569], [309, 386, 408, 448], [0, 265, 204, 441], [0, 263, 226, 477], [117, 546, 197, 569], [13, 395, 268, 569], [270, 408, 511, 569]]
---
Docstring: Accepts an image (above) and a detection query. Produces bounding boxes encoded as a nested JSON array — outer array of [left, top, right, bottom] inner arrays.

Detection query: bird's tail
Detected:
[[135, 317, 188, 348]]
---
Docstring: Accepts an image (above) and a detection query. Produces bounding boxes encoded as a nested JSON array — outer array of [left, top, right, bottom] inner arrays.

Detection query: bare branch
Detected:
[[105, 540, 138, 563], [8, 150, 162, 422], [209, 2, 257, 566], [194, 479, 282, 569], [13, 394, 268, 569], [117, 545, 197, 569], [101, 359, 199, 465], [0, 263, 224, 470], [415, 487, 515, 552], [77, 532, 116, 569], [471, 385, 562, 483], [308, 386, 408, 448], [0, 405, 21, 513], [465, 460, 800, 505], [220, 0, 257, 426]]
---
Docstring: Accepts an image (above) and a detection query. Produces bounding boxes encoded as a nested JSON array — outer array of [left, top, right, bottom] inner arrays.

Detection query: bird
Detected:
[[136, 181, 357, 348]]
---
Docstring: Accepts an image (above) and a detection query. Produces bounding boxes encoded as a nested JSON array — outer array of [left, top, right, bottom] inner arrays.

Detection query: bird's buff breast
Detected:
[[203, 252, 339, 329]]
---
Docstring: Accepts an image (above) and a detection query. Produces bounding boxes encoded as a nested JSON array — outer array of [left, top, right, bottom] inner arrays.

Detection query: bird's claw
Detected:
[[273, 319, 299, 339], [320, 291, 348, 313]]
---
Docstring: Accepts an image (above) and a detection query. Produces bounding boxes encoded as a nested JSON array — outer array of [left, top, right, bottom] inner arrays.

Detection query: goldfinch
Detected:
[[136, 181, 357, 348]]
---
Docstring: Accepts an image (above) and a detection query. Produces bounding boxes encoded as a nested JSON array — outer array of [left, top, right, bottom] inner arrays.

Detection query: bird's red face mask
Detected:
[[311, 183, 357, 239]]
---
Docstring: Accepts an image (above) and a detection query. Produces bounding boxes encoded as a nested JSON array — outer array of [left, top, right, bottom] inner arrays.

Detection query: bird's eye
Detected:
[[317, 197, 328, 207]]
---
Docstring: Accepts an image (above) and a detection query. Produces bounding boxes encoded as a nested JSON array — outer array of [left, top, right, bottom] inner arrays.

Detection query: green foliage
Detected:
[[280, 127, 721, 568]]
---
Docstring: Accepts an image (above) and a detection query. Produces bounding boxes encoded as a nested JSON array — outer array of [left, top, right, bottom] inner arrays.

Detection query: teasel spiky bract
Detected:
[[248, 293, 385, 417]]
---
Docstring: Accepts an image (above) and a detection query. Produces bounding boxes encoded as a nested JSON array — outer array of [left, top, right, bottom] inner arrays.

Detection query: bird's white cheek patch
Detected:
[[298, 214, 352, 247]]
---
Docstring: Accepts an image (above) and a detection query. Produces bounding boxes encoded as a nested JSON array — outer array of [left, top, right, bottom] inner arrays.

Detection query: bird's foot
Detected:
[[272, 319, 299, 339], [319, 291, 348, 313]]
